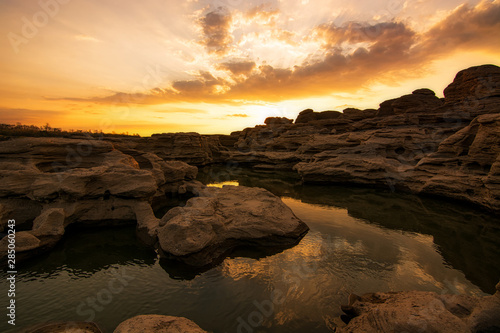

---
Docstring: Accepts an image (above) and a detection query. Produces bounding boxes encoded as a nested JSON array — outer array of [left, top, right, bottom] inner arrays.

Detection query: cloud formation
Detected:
[[199, 8, 233, 55], [69, 0, 500, 105], [218, 61, 256, 75]]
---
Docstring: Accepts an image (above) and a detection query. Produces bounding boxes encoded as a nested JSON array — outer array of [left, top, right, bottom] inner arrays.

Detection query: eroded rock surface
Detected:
[[0, 137, 200, 264], [225, 64, 500, 213], [338, 282, 500, 332], [156, 185, 309, 266]]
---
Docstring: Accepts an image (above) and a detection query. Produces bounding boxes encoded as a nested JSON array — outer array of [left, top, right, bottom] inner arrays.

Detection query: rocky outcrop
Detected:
[[131, 132, 226, 166], [224, 64, 500, 213], [0, 137, 198, 201], [114, 315, 207, 333], [338, 282, 500, 332], [0, 137, 200, 265], [156, 185, 309, 266]]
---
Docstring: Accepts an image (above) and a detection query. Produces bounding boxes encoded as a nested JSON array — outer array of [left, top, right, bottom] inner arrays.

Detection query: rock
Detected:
[[157, 185, 309, 266], [0, 231, 40, 253], [0, 137, 199, 202], [31, 208, 66, 237], [416, 113, 500, 211], [0, 136, 201, 264], [295, 109, 343, 123], [413, 88, 436, 96], [114, 315, 207, 333], [338, 287, 500, 333], [444, 64, 500, 105], [0, 208, 67, 264], [17, 321, 102, 332], [0, 199, 43, 231], [264, 117, 293, 126], [132, 132, 225, 166], [391, 90, 443, 114], [376, 89, 443, 117], [342, 108, 377, 121], [376, 98, 397, 116]]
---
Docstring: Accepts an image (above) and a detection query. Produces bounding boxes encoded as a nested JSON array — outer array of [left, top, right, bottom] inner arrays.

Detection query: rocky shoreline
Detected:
[[1, 64, 499, 332]]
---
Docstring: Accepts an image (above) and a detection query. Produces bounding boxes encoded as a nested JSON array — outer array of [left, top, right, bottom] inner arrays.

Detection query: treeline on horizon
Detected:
[[0, 123, 141, 139]]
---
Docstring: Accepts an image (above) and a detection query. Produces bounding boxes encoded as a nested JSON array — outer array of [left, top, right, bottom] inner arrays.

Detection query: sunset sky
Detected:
[[1, 0, 499, 136]]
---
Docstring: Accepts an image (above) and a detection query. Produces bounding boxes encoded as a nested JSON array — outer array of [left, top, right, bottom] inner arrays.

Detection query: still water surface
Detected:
[[1, 166, 499, 332]]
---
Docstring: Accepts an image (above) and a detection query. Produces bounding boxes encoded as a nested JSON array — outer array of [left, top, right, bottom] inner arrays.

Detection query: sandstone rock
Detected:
[[391, 89, 443, 114], [416, 113, 500, 211], [342, 108, 377, 121], [444, 64, 500, 105], [133, 132, 224, 165], [376, 89, 443, 117], [0, 137, 198, 201], [376, 98, 398, 116], [295, 109, 343, 123], [157, 185, 309, 266], [0, 199, 43, 231], [0, 231, 40, 253], [114, 315, 207, 333], [264, 117, 293, 126], [338, 287, 500, 332], [31, 208, 65, 237]]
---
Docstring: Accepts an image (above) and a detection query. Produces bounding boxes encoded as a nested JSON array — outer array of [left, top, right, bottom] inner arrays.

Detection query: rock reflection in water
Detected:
[[199, 165, 500, 294]]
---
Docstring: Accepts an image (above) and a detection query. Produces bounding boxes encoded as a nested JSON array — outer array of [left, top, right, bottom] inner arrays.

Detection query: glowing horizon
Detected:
[[1, 0, 499, 136]]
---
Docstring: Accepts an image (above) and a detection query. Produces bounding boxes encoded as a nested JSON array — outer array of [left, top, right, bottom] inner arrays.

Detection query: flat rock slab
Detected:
[[157, 185, 309, 266], [114, 315, 207, 333]]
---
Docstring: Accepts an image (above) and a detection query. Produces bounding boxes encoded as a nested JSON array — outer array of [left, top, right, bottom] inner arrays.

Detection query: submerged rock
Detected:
[[114, 315, 207, 333], [156, 185, 309, 266]]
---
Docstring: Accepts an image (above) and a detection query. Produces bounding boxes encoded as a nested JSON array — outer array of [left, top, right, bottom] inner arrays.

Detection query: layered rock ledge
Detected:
[[220, 64, 500, 213], [0, 137, 201, 264], [338, 282, 500, 332]]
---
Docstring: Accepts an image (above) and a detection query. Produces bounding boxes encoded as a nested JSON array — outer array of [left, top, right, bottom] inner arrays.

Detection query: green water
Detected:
[[1, 166, 499, 332]]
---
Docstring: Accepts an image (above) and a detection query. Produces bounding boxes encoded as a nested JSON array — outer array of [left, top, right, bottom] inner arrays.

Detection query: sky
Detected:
[[0, 0, 499, 136]]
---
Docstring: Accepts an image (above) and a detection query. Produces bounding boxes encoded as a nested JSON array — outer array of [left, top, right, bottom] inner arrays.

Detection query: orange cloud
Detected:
[[61, 0, 500, 105], [226, 113, 249, 118], [217, 61, 256, 75]]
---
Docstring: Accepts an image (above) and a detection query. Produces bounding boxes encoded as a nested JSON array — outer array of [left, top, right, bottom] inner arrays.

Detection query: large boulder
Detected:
[[114, 315, 207, 333], [157, 185, 309, 266]]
